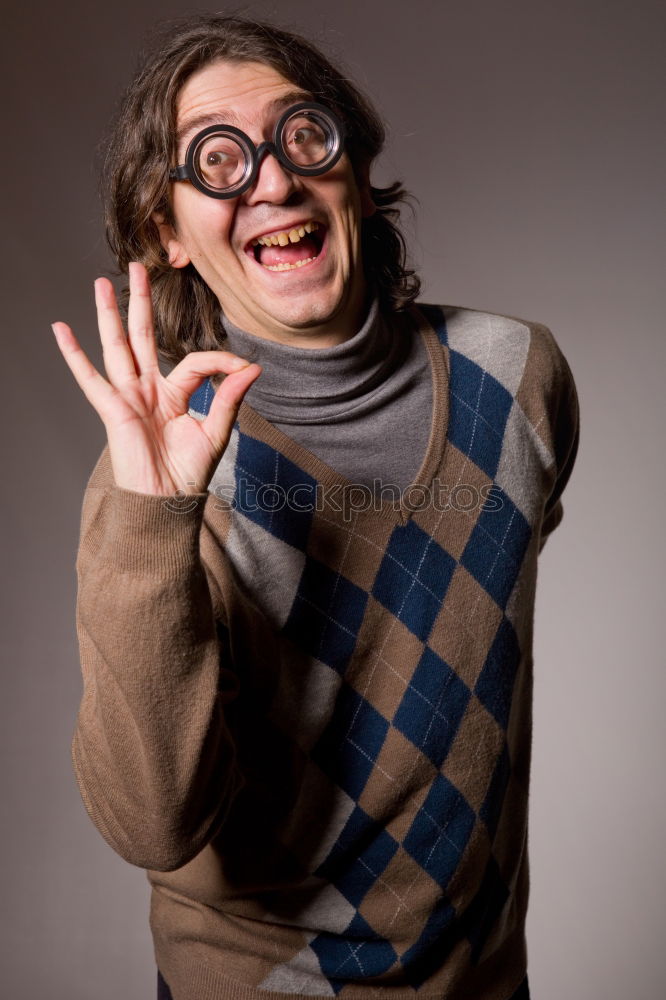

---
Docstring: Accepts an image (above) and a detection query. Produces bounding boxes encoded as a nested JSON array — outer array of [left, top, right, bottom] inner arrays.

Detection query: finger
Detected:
[[166, 350, 261, 398], [126, 261, 160, 375], [95, 277, 139, 387], [201, 363, 262, 451], [52, 321, 123, 421]]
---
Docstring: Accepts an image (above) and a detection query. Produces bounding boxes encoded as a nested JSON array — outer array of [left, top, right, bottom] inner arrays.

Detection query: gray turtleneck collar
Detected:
[[219, 298, 433, 492], [221, 298, 411, 425]]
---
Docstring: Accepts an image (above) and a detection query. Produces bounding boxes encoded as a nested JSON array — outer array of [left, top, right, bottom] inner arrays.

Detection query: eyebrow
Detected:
[[176, 90, 315, 149]]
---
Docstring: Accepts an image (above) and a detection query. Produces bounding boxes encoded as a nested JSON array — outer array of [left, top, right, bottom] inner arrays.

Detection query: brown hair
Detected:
[[101, 13, 421, 367]]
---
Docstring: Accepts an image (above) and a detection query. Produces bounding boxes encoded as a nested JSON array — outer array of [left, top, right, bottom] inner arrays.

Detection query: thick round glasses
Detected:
[[169, 102, 345, 199]]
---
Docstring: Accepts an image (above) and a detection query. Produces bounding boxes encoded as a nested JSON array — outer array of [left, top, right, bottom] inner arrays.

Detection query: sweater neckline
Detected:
[[235, 305, 450, 527], [221, 297, 410, 424]]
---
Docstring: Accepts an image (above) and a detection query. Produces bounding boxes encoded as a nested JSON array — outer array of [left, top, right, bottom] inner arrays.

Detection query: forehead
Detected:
[[176, 59, 309, 141]]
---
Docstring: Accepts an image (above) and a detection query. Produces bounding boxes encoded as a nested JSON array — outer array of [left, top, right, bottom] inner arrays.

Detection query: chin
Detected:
[[263, 293, 347, 332]]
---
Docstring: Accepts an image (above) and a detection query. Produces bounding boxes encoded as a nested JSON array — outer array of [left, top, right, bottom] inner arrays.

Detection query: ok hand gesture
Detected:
[[53, 262, 261, 497]]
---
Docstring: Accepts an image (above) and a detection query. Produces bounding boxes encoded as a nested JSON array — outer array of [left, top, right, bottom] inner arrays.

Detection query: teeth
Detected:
[[264, 257, 316, 271], [251, 221, 319, 247]]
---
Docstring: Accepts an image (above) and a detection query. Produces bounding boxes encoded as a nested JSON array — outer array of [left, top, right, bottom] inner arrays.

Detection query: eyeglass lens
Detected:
[[280, 108, 334, 167], [195, 134, 251, 191], [193, 108, 338, 193]]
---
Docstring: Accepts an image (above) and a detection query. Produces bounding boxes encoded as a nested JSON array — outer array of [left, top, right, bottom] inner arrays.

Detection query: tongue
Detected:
[[259, 234, 319, 268]]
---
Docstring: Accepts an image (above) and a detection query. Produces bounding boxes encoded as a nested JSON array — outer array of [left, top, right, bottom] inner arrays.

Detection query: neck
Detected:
[[219, 282, 370, 350]]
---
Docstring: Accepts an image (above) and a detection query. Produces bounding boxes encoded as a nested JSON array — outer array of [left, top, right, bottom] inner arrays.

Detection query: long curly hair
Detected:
[[101, 13, 420, 367]]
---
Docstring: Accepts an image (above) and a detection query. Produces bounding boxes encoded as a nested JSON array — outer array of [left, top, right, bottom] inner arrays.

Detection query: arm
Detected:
[[54, 264, 261, 870], [537, 331, 580, 553], [72, 451, 243, 871]]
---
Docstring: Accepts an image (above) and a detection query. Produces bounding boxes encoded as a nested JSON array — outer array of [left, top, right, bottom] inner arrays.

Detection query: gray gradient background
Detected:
[[2, 0, 664, 997]]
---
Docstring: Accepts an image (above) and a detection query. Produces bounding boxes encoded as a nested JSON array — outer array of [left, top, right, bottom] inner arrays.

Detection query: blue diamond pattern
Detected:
[[188, 377, 215, 415], [311, 912, 397, 991], [474, 617, 521, 730], [460, 487, 531, 609], [448, 351, 513, 478], [234, 433, 316, 551], [311, 684, 389, 800], [372, 521, 456, 642], [403, 773, 475, 889], [400, 894, 459, 988], [393, 647, 471, 767], [316, 805, 398, 907], [282, 558, 368, 675]]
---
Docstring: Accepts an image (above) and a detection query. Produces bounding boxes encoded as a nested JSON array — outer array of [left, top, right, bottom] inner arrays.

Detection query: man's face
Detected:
[[159, 59, 374, 347]]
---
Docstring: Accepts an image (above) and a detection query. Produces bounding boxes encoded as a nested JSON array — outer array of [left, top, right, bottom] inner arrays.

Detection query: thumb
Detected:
[[201, 363, 262, 452]]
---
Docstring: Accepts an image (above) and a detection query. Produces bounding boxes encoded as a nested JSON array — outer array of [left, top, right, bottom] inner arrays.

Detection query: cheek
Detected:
[[308, 159, 362, 215], [171, 191, 235, 247]]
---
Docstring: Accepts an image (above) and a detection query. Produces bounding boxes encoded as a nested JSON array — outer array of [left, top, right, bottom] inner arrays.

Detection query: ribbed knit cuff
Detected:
[[90, 485, 209, 576]]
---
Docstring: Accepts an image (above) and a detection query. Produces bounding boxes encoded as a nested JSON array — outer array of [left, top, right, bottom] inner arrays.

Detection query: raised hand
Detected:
[[52, 262, 262, 496]]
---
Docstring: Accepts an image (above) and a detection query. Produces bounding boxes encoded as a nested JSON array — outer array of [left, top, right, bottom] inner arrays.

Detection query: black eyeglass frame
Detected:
[[168, 101, 346, 200]]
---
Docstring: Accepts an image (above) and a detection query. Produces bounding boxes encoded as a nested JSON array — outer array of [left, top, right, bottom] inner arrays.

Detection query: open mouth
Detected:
[[245, 220, 325, 272]]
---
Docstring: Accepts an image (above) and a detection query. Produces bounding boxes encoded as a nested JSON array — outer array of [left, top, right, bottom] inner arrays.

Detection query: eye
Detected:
[[286, 121, 326, 149], [292, 126, 317, 146], [206, 150, 232, 166]]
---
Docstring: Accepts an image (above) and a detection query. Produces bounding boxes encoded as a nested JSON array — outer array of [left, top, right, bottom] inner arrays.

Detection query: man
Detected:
[[53, 14, 579, 1000]]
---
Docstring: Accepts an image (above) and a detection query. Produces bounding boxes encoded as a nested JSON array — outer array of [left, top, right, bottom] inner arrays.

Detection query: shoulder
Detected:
[[412, 301, 576, 408], [414, 300, 567, 370]]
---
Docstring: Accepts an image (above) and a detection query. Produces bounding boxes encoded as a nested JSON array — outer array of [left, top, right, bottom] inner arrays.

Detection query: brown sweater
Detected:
[[72, 303, 579, 1000]]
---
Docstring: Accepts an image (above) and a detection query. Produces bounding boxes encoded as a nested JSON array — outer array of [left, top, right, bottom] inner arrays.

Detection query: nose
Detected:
[[243, 146, 300, 205]]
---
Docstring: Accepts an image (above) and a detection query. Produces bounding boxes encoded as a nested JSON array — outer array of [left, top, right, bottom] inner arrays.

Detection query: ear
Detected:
[[356, 161, 376, 219], [151, 212, 191, 269]]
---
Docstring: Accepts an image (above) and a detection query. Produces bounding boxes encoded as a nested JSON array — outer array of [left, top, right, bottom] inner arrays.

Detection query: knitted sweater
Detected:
[[72, 302, 579, 1000]]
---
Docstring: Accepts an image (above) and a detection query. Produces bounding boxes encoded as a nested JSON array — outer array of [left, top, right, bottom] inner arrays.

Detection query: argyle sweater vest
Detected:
[[72, 303, 579, 1000]]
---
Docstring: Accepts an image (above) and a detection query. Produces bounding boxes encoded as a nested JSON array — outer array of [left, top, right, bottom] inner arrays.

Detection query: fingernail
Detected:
[[229, 357, 251, 370]]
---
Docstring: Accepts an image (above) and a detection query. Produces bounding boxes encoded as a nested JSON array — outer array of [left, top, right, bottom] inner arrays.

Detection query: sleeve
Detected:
[[71, 447, 243, 872], [537, 334, 581, 554]]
